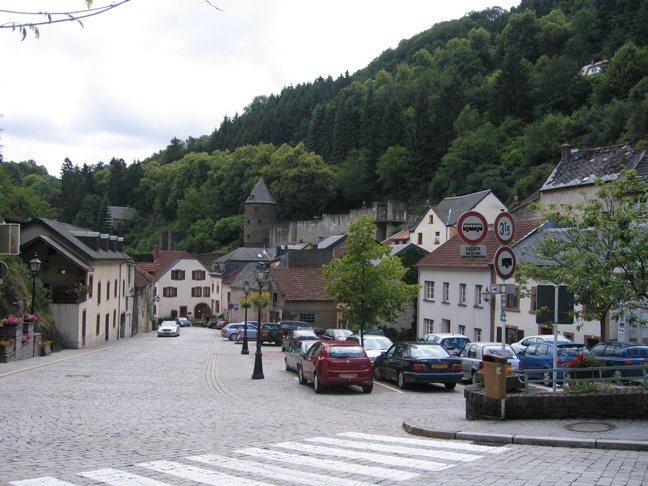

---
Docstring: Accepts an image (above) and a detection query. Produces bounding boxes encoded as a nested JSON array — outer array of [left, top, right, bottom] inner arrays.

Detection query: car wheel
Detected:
[[397, 370, 408, 389], [444, 382, 457, 391], [543, 370, 553, 386], [362, 383, 373, 393], [298, 366, 307, 385], [285, 358, 290, 371], [229, 333, 237, 341], [471, 371, 479, 385], [313, 373, 324, 393], [373, 365, 383, 381]]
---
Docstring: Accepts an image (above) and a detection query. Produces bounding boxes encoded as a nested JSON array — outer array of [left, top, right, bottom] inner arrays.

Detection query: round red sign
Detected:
[[457, 211, 488, 244], [494, 211, 516, 245]]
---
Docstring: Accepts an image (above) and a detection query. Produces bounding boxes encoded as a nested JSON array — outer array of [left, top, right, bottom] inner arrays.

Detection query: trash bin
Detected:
[[482, 353, 507, 399]]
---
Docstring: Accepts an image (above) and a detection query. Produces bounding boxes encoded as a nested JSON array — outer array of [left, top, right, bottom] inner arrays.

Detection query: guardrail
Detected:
[[518, 365, 648, 391]]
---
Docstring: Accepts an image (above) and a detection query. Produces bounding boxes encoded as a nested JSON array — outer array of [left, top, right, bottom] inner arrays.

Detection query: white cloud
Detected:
[[0, 0, 520, 175]]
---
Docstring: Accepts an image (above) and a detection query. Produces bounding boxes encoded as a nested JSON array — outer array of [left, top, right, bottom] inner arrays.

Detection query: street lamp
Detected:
[[252, 262, 269, 380], [29, 252, 42, 314], [241, 280, 251, 355]]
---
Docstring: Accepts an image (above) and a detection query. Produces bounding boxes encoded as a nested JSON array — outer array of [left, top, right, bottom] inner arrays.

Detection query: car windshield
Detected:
[[484, 346, 516, 359], [329, 346, 365, 358], [409, 345, 449, 358], [363, 338, 392, 350], [557, 345, 588, 356]]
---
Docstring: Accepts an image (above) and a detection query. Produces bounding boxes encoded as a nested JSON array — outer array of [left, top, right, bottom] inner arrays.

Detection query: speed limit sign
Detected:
[[494, 211, 515, 245]]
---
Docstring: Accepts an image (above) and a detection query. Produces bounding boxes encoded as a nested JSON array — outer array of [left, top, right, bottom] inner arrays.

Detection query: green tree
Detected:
[[322, 216, 419, 341], [516, 171, 648, 341]]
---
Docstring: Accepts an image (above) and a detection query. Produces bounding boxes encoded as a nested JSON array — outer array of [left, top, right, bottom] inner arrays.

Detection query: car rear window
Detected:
[[329, 346, 365, 358], [410, 345, 450, 358], [484, 346, 516, 359]]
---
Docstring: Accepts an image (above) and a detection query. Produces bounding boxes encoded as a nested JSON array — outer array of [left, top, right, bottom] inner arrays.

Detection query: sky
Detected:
[[0, 0, 520, 177]]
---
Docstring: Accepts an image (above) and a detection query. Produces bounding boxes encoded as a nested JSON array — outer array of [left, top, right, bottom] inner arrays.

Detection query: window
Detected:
[[163, 287, 178, 298], [417, 233, 423, 245], [106, 281, 110, 301], [97, 282, 101, 304], [424, 281, 435, 301], [203, 287, 210, 297], [458, 325, 466, 335], [443, 282, 450, 303], [424, 318, 434, 334], [192, 270, 206, 280], [475, 284, 483, 307], [474, 328, 482, 342], [191, 287, 202, 297], [114, 279, 117, 298], [96, 315, 100, 336], [530, 286, 537, 313], [171, 270, 185, 280], [505, 289, 520, 310], [428, 215, 434, 224], [459, 284, 466, 305], [299, 314, 315, 323], [88, 275, 94, 298]]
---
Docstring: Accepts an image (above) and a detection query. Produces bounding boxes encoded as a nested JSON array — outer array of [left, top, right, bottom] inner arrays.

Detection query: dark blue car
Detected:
[[589, 342, 648, 379], [518, 342, 589, 385]]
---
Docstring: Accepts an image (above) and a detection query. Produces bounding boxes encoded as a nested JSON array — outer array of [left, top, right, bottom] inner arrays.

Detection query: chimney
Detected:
[[561, 143, 571, 162]]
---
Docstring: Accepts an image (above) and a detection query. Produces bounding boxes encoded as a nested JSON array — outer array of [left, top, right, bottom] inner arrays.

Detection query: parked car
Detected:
[[282, 328, 318, 351], [511, 334, 572, 353], [158, 320, 180, 337], [285, 340, 318, 373], [208, 318, 228, 329], [373, 342, 463, 390], [221, 322, 257, 341], [259, 323, 282, 345], [418, 333, 470, 354], [175, 317, 191, 327], [235, 323, 259, 343], [517, 342, 589, 385], [588, 342, 648, 379], [456, 342, 520, 384], [322, 328, 353, 341], [298, 340, 373, 393], [277, 321, 313, 345], [345, 334, 394, 363]]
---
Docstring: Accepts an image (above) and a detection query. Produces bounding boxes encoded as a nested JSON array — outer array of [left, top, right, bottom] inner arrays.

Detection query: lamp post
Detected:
[[29, 252, 42, 314], [252, 262, 269, 380], [241, 280, 251, 355]]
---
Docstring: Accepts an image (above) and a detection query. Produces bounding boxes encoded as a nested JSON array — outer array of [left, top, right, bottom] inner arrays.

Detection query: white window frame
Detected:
[[424, 281, 435, 301], [443, 282, 450, 303], [459, 283, 466, 305], [424, 318, 434, 334]]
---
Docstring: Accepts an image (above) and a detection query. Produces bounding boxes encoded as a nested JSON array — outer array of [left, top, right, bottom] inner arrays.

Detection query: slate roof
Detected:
[[541, 143, 647, 192], [317, 234, 347, 249], [270, 267, 331, 301], [511, 221, 565, 266], [213, 247, 276, 264], [245, 178, 276, 205], [434, 189, 493, 226], [416, 220, 538, 269]]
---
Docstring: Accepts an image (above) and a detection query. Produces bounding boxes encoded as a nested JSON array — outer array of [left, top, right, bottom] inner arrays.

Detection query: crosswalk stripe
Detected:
[[137, 460, 275, 486], [189, 454, 376, 486], [10, 478, 77, 486], [306, 436, 481, 462], [273, 441, 453, 474], [78, 468, 171, 485], [337, 432, 508, 454], [235, 447, 419, 481]]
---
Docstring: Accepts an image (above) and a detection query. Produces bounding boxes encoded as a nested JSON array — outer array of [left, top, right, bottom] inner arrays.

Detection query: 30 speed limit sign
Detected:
[[494, 211, 515, 245]]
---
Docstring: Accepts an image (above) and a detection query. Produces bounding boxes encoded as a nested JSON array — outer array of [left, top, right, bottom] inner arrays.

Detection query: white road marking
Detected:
[[78, 468, 170, 485], [235, 447, 419, 481], [189, 453, 376, 486], [137, 460, 274, 486], [10, 479, 77, 486], [339, 432, 508, 454]]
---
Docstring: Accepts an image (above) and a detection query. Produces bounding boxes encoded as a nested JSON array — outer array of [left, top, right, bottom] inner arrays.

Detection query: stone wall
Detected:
[[465, 385, 648, 420], [0, 320, 37, 362]]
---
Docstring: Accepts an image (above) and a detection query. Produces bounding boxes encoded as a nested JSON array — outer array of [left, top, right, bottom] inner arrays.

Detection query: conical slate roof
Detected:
[[245, 178, 276, 204]]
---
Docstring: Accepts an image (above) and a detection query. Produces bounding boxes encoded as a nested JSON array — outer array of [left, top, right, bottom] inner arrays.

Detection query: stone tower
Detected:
[[244, 178, 277, 248]]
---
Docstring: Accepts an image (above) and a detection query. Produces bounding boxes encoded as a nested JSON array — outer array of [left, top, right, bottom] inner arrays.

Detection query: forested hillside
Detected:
[[1, 0, 647, 255]]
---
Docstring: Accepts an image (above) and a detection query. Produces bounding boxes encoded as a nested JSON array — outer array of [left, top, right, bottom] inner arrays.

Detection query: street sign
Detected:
[[460, 245, 487, 258], [488, 283, 516, 294], [494, 211, 515, 245], [457, 211, 488, 244], [494, 246, 516, 280]]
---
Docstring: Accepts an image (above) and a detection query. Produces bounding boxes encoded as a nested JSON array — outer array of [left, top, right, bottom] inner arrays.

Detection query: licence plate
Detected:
[[340, 373, 357, 378], [432, 364, 447, 369]]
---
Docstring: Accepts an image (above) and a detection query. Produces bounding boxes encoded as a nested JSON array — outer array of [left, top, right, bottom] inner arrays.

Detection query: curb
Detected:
[[402, 421, 648, 452]]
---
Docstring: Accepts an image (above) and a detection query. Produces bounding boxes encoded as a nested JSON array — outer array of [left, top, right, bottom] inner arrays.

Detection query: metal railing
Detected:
[[518, 365, 648, 391]]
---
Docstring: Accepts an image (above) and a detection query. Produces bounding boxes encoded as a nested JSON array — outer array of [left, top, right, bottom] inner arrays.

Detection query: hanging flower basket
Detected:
[[2, 315, 24, 326]]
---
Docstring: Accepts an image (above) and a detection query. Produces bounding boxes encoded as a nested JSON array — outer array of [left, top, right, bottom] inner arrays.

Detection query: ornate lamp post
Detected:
[[251, 262, 269, 380], [29, 252, 42, 314], [241, 280, 251, 355]]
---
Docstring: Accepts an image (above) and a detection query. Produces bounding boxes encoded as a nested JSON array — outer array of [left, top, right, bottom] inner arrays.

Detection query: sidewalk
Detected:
[[403, 410, 648, 451]]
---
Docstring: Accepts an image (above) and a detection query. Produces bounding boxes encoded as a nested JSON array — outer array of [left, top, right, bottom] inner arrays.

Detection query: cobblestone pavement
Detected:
[[1, 328, 647, 486]]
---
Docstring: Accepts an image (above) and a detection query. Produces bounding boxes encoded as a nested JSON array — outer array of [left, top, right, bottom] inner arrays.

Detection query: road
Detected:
[[1, 327, 646, 485]]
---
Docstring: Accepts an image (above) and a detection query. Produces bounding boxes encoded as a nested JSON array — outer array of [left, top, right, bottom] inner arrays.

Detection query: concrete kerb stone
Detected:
[[511, 435, 597, 449], [595, 439, 648, 451]]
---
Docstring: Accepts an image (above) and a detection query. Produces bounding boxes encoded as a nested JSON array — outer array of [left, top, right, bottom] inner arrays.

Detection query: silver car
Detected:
[[158, 320, 180, 337], [284, 340, 318, 373], [456, 342, 520, 384], [346, 334, 394, 363]]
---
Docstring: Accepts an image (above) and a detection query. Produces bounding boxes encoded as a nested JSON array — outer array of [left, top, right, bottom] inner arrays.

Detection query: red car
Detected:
[[298, 340, 373, 393]]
